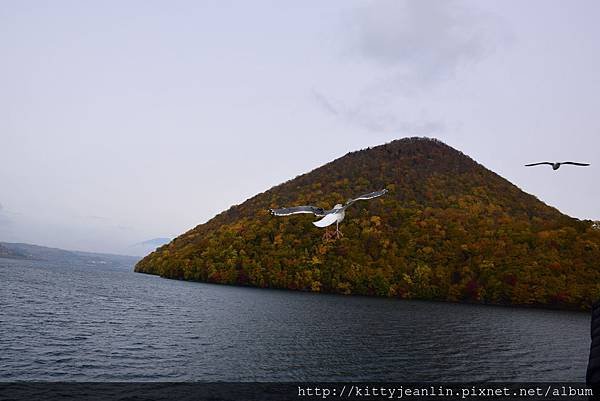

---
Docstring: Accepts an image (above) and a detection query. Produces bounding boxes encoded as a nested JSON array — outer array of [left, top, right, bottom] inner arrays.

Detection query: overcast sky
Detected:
[[1, 0, 599, 255]]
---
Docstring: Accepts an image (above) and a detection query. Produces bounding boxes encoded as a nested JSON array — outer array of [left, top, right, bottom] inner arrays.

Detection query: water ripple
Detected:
[[0, 258, 592, 381]]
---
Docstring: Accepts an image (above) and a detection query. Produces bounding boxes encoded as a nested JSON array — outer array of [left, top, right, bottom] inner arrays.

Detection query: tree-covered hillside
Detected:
[[135, 138, 600, 310]]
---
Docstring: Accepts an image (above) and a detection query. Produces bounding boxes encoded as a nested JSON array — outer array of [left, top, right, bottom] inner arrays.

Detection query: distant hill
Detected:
[[0, 242, 140, 270], [0, 243, 29, 260], [135, 137, 600, 310], [129, 238, 171, 256]]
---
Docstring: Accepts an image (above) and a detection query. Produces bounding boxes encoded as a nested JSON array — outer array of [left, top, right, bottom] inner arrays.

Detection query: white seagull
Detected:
[[525, 161, 590, 170], [269, 189, 388, 239]]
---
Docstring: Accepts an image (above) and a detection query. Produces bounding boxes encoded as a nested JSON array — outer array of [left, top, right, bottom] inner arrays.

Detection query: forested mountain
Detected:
[[135, 138, 600, 310]]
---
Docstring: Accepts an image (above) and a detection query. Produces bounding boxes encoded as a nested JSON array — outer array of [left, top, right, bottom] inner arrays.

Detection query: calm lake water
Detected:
[[0, 257, 591, 382]]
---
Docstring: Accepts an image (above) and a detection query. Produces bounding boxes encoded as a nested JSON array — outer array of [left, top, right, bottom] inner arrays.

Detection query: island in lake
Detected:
[[135, 137, 600, 310]]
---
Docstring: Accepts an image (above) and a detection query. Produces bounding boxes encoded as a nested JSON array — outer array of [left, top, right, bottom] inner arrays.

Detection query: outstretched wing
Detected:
[[269, 206, 326, 217], [561, 162, 590, 167], [525, 162, 553, 167], [344, 189, 388, 208]]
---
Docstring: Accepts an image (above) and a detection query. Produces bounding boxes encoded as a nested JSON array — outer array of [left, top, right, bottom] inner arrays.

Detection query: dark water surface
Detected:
[[0, 258, 591, 381]]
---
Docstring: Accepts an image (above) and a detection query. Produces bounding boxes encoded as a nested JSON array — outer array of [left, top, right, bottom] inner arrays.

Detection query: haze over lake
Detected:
[[0, 258, 590, 381]]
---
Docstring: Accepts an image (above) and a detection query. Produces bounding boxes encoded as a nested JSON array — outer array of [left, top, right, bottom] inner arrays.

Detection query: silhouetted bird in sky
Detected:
[[525, 161, 590, 170], [269, 189, 388, 240]]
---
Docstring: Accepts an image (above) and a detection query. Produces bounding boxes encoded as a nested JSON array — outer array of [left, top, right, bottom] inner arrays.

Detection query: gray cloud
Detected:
[[116, 225, 133, 231], [314, 0, 510, 133], [347, 0, 510, 91], [84, 215, 109, 221], [0, 203, 11, 228], [312, 90, 444, 135]]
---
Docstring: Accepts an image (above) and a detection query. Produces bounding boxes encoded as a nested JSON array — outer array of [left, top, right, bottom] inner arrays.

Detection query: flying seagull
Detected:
[[269, 189, 388, 239], [525, 161, 590, 170]]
